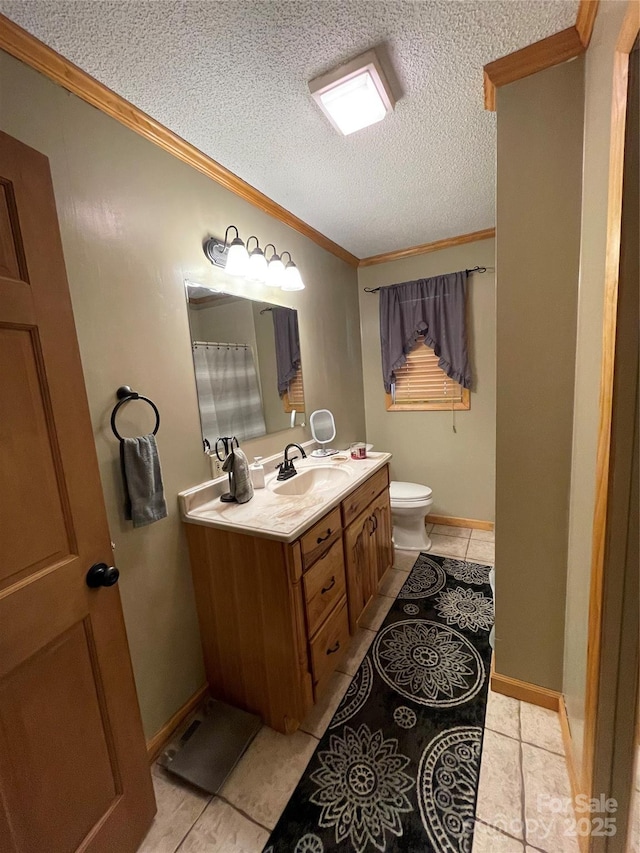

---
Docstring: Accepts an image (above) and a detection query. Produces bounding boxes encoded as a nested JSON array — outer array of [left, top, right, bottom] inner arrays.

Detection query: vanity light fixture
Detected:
[[203, 229, 305, 291], [264, 244, 286, 288], [245, 236, 268, 282], [280, 252, 305, 291], [203, 225, 248, 277], [309, 48, 395, 136]]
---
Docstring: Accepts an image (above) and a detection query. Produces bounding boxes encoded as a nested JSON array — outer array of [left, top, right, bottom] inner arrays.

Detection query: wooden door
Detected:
[[370, 489, 393, 584], [344, 508, 375, 633], [0, 131, 155, 853]]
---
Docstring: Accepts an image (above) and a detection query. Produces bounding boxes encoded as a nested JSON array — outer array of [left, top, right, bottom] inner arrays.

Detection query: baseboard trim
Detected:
[[428, 515, 494, 531], [558, 696, 589, 853], [559, 696, 583, 798], [146, 683, 209, 763], [490, 672, 561, 711]]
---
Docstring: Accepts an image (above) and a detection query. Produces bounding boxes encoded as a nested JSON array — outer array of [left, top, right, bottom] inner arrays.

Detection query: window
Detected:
[[385, 336, 470, 411], [282, 365, 305, 413]]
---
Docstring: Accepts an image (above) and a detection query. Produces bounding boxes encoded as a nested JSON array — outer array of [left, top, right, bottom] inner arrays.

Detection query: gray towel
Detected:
[[222, 447, 254, 504], [121, 434, 168, 527]]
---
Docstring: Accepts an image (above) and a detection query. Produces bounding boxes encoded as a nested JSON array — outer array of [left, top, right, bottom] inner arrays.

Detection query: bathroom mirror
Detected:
[[185, 283, 305, 446]]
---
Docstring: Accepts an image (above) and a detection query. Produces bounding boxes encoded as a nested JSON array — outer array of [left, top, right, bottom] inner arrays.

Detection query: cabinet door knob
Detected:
[[326, 641, 340, 655], [321, 576, 336, 595], [317, 529, 332, 544]]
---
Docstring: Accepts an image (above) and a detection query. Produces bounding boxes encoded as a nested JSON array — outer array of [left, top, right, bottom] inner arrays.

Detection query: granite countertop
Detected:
[[178, 450, 392, 543]]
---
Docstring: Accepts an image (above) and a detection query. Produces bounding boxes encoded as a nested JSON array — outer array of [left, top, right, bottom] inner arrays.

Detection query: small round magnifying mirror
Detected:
[[309, 409, 338, 457]]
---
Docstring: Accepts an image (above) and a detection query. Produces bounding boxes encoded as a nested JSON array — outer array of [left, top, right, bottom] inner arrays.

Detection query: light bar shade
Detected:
[[246, 249, 268, 282], [281, 262, 305, 291], [309, 49, 395, 136], [266, 256, 285, 287], [225, 238, 249, 277]]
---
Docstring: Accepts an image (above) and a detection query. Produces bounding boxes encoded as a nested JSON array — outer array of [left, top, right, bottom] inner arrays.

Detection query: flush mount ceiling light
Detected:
[[203, 229, 305, 291], [309, 48, 395, 136]]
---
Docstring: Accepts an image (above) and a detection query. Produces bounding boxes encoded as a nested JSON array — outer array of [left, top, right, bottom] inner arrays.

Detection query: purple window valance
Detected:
[[272, 306, 301, 396], [379, 270, 472, 393]]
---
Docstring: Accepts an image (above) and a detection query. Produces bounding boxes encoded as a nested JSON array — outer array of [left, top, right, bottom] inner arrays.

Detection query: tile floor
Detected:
[[137, 525, 577, 853], [427, 522, 496, 564]]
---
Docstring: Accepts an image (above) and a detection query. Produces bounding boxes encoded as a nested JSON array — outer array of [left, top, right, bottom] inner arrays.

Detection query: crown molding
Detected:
[[358, 228, 495, 268], [575, 0, 601, 48], [0, 11, 590, 267], [483, 26, 584, 110], [483, 1, 599, 111], [0, 14, 360, 268]]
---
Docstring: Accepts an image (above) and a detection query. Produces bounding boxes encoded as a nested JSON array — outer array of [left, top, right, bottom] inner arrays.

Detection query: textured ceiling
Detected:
[[0, 0, 578, 257]]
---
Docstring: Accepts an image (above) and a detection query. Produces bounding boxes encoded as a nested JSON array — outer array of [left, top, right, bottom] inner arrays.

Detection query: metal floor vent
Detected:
[[159, 699, 261, 794]]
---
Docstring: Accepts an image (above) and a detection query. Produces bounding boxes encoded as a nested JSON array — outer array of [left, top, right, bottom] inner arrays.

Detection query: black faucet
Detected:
[[276, 443, 307, 481]]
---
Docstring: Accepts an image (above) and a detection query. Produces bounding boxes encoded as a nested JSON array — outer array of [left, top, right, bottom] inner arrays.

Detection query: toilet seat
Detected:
[[390, 481, 433, 502]]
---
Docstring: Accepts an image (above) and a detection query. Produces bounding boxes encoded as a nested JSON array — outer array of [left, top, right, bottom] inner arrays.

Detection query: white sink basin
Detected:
[[270, 465, 352, 496]]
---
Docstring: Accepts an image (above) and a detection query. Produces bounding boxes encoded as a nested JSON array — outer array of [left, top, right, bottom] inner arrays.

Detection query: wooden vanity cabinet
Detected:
[[184, 526, 314, 734], [343, 508, 376, 633], [303, 537, 346, 637], [183, 464, 392, 734], [371, 488, 393, 584], [343, 486, 393, 632]]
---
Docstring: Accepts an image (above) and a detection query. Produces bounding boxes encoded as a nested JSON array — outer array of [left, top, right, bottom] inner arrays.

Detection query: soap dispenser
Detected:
[[250, 456, 265, 489]]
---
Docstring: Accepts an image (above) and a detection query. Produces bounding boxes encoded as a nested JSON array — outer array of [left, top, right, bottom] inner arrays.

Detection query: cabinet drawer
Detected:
[[301, 507, 342, 569], [303, 538, 347, 638], [341, 465, 389, 527], [309, 598, 349, 686]]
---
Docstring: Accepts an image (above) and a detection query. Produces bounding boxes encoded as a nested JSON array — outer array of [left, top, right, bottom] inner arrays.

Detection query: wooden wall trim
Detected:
[[617, 0, 640, 52], [428, 514, 494, 531], [576, 0, 601, 48], [491, 672, 561, 711], [484, 27, 584, 110], [146, 683, 209, 763], [482, 70, 496, 112], [358, 228, 495, 268], [484, 1, 600, 111], [0, 14, 359, 269], [558, 698, 589, 853], [559, 697, 582, 799], [583, 0, 639, 803]]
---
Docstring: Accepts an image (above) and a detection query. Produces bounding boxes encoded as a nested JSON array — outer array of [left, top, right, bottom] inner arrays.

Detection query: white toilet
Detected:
[[389, 481, 433, 552]]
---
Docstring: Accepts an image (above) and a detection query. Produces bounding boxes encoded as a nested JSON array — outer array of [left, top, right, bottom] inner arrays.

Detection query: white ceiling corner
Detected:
[[0, 0, 579, 257]]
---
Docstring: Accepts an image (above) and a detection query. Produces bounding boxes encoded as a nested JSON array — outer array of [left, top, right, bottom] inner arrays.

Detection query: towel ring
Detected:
[[110, 386, 160, 441]]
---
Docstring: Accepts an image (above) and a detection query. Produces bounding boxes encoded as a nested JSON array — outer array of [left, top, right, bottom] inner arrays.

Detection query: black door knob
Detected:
[[86, 562, 120, 588]]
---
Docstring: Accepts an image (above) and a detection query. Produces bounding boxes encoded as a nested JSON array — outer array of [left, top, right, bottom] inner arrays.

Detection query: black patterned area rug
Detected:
[[263, 553, 494, 853]]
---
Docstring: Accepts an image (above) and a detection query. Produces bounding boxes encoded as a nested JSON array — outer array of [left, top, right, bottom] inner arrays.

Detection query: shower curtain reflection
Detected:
[[192, 343, 266, 444]]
